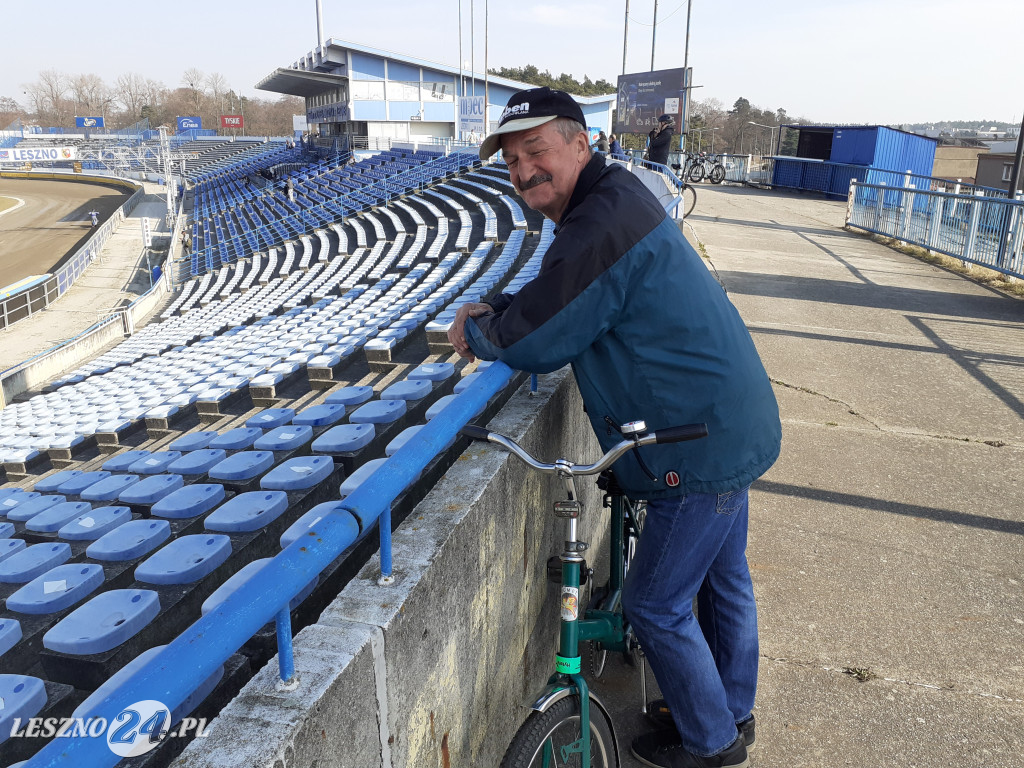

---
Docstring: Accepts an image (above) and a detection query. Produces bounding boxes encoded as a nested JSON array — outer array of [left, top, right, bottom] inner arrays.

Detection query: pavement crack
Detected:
[[762, 656, 1023, 703], [770, 377, 1018, 448]]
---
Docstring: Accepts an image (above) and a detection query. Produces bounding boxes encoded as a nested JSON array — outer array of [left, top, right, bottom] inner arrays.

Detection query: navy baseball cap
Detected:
[[658, 114, 675, 123], [479, 87, 587, 160]]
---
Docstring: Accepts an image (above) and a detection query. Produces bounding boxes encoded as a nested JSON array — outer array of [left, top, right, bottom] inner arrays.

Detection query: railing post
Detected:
[[275, 607, 297, 688], [378, 505, 394, 585], [928, 194, 944, 251], [874, 182, 886, 231], [845, 179, 858, 225], [901, 183, 916, 243], [963, 191, 985, 268]]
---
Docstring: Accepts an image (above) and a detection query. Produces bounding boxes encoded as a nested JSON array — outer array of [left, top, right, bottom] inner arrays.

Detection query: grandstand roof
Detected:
[[257, 38, 615, 107]]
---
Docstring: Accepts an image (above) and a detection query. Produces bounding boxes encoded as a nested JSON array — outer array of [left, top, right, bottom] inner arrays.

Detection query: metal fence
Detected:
[[846, 181, 1024, 278]]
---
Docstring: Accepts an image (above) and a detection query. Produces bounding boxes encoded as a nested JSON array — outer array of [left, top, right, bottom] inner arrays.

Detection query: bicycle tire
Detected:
[[500, 695, 618, 768], [709, 164, 726, 184], [687, 163, 704, 183], [681, 184, 697, 218]]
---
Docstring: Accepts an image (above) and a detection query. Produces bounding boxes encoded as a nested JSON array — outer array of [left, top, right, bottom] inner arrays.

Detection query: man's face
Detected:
[[501, 121, 589, 223]]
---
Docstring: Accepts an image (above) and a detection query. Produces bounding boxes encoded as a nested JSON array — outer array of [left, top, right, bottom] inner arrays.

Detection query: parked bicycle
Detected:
[[462, 418, 708, 768], [686, 152, 726, 185]]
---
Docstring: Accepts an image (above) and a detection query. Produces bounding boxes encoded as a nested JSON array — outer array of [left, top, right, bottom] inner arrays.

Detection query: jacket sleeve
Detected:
[[464, 224, 627, 372]]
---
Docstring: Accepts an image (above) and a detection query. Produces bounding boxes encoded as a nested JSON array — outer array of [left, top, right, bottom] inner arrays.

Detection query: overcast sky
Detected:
[[3, 0, 1019, 126]]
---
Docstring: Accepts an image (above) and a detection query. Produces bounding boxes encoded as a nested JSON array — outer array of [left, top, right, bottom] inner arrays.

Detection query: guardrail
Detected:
[[0, 177, 144, 329], [846, 181, 1024, 278], [28, 360, 517, 767]]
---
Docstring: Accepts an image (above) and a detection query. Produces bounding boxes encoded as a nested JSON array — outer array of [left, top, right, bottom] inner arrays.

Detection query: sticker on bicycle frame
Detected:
[[556, 655, 582, 674], [665, 471, 680, 487], [561, 586, 579, 621]]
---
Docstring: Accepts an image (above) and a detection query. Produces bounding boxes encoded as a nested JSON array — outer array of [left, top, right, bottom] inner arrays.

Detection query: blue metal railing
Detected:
[[27, 361, 516, 767], [846, 181, 1024, 278]]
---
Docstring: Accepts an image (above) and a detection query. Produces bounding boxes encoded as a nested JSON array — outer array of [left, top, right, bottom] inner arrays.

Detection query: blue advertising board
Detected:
[[177, 116, 202, 131], [614, 67, 690, 134], [75, 116, 104, 128]]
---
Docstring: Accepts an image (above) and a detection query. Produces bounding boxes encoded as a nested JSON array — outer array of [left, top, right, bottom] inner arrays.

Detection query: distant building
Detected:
[[933, 146, 987, 184], [256, 39, 615, 148], [976, 152, 1022, 194]]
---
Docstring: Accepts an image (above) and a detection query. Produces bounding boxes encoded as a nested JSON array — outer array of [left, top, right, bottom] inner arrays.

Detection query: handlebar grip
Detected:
[[460, 425, 492, 441], [652, 423, 708, 444]]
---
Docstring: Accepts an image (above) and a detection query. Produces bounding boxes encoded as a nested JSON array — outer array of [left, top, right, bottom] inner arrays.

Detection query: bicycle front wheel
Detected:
[[687, 164, 704, 183], [501, 696, 618, 768], [709, 164, 726, 184]]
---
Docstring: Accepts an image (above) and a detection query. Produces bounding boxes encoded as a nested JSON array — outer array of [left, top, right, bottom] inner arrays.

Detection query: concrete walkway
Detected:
[[593, 184, 1023, 766], [0, 183, 172, 373]]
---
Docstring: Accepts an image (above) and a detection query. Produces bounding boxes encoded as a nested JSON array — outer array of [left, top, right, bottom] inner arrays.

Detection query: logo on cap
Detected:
[[665, 471, 680, 487], [499, 102, 530, 124]]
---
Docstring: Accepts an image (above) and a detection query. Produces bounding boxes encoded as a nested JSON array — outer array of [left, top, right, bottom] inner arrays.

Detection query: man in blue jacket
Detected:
[[448, 87, 781, 768]]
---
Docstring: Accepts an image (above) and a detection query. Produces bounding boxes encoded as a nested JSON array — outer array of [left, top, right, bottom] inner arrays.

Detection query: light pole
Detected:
[[748, 121, 777, 157]]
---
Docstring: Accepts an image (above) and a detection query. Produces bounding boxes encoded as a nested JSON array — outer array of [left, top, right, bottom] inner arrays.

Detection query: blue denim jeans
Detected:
[[622, 487, 758, 756]]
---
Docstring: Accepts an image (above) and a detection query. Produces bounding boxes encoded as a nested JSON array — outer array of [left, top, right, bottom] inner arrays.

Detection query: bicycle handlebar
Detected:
[[460, 422, 707, 478]]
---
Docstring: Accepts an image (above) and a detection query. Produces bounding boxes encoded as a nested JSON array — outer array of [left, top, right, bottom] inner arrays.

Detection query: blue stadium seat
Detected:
[[407, 362, 455, 382], [169, 431, 220, 452], [0, 543, 72, 583], [0, 675, 47, 743], [0, 619, 22, 656], [42, 589, 160, 655], [324, 386, 373, 406], [5, 494, 66, 523], [311, 423, 375, 454], [0, 522, 13, 539], [25, 501, 93, 533], [209, 427, 263, 451], [425, 394, 457, 420], [33, 470, 83, 493], [151, 484, 226, 519], [202, 558, 317, 615], [86, 519, 171, 562], [454, 372, 481, 394], [0, 539, 27, 563], [253, 425, 314, 452], [129, 451, 184, 475], [80, 474, 141, 502], [6, 563, 105, 614], [118, 474, 185, 506], [55, 471, 111, 496], [349, 400, 406, 424], [208, 451, 275, 482], [339, 458, 388, 499], [167, 449, 229, 476], [381, 379, 431, 401], [260, 456, 334, 491], [58, 506, 133, 541], [279, 502, 361, 549], [204, 491, 289, 533], [101, 450, 152, 472], [0, 490, 42, 515], [134, 535, 232, 585], [245, 409, 295, 430], [291, 404, 346, 428]]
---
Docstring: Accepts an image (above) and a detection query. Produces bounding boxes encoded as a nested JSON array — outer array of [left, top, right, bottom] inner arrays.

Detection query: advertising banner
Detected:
[[75, 116, 105, 128], [177, 116, 202, 132], [614, 68, 690, 134], [221, 115, 243, 129], [292, 114, 308, 132], [458, 96, 486, 135], [0, 146, 78, 163], [306, 102, 350, 124]]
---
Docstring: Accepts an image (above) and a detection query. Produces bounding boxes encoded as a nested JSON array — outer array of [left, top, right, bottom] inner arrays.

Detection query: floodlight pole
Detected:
[[650, 0, 658, 70], [622, 0, 630, 75]]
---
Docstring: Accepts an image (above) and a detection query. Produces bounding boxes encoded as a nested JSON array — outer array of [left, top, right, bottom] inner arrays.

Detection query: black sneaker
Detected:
[[630, 732, 749, 768], [645, 702, 756, 750]]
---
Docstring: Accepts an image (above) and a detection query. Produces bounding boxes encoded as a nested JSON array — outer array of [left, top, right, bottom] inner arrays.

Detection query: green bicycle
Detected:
[[462, 419, 707, 768]]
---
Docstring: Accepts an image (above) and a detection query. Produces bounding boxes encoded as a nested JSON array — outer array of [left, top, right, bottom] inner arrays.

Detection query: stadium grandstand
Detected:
[[0, 36, 680, 768]]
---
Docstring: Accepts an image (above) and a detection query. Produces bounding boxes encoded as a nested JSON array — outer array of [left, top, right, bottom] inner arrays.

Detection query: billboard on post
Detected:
[[221, 115, 243, 130], [458, 96, 486, 136], [177, 116, 202, 132], [613, 67, 690, 135]]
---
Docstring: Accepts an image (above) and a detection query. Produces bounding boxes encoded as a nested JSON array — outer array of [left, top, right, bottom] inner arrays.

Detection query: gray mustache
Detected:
[[520, 174, 553, 191]]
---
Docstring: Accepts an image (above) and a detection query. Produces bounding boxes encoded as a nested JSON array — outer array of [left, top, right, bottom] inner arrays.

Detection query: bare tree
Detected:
[[181, 68, 206, 115], [23, 70, 71, 125], [206, 72, 229, 114], [0, 96, 23, 129], [115, 73, 148, 121]]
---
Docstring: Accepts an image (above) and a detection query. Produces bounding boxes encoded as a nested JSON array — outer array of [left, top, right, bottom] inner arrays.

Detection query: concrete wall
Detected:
[[174, 367, 608, 768], [932, 146, 987, 183]]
